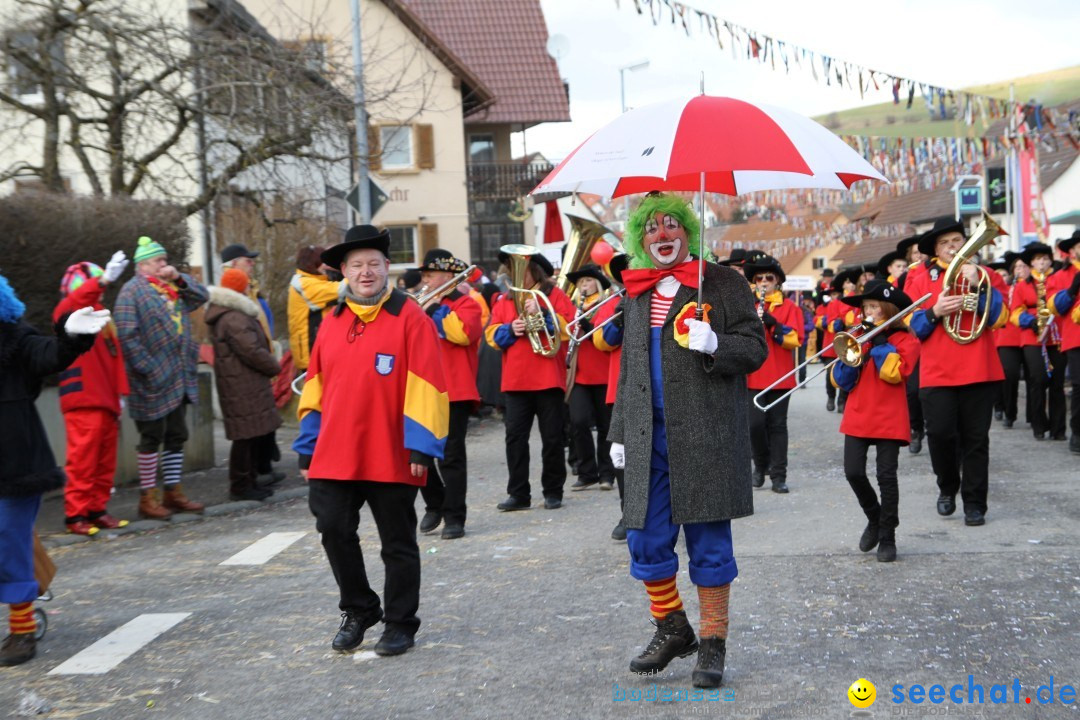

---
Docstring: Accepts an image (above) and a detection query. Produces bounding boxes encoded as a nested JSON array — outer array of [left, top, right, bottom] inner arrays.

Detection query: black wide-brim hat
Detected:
[[831, 268, 861, 293], [1056, 230, 1080, 255], [1003, 251, 1024, 274], [607, 253, 629, 285], [717, 248, 748, 266], [564, 263, 611, 290], [498, 248, 555, 277], [820, 267, 835, 277], [743, 256, 786, 284], [840, 278, 912, 311], [877, 250, 906, 277], [322, 225, 391, 267], [896, 234, 920, 256], [416, 248, 467, 274], [916, 217, 966, 258], [1019, 241, 1054, 267]]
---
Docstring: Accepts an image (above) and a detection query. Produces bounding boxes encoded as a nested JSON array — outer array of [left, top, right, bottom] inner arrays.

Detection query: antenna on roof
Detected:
[[546, 34, 570, 70]]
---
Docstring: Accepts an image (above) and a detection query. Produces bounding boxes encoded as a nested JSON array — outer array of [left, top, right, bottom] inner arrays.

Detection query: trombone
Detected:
[[414, 265, 479, 306], [567, 288, 625, 338], [752, 292, 931, 411]]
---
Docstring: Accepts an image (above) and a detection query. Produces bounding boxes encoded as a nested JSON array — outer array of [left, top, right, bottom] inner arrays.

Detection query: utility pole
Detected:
[[350, 0, 372, 223]]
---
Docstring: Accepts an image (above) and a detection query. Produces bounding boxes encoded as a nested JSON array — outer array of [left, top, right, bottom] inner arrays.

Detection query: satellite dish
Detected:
[[546, 34, 570, 64]]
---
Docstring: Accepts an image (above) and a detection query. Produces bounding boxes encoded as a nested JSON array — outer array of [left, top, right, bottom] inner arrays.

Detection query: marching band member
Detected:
[[831, 280, 921, 562], [294, 225, 449, 658], [1047, 230, 1080, 453], [592, 255, 629, 539], [1010, 242, 1067, 441], [414, 250, 483, 540], [608, 192, 767, 688], [878, 251, 908, 288], [815, 278, 843, 412], [906, 218, 1007, 527], [895, 235, 926, 451], [827, 269, 860, 413], [566, 265, 615, 492], [743, 255, 804, 494], [485, 250, 574, 511], [994, 253, 1027, 429]]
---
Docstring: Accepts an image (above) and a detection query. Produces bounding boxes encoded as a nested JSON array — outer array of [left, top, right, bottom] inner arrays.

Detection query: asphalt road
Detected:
[[4, 374, 1079, 719]]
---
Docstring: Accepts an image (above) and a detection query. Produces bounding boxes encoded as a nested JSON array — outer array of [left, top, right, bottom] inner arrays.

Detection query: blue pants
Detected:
[[625, 328, 738, 588], [0, 494, 42, 604]]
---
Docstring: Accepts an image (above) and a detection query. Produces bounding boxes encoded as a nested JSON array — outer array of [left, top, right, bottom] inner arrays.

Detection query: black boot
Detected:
[[877, 529, 896, 562], [751, 467, 765, 488], [629, 610, 698, 674], [858, 521, 880, 552], [0, 633, 36, 666], [692, 637, 727, 688], [1070, 435, 1080, 454], [908, 429, 922, 455]]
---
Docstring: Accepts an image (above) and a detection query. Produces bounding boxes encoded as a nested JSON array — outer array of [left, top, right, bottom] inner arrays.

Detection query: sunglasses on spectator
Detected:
[[753, 273, 778, 282]]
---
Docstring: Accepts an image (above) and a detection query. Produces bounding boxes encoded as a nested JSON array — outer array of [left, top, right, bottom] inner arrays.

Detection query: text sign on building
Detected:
[[782, 275, 816, 291]]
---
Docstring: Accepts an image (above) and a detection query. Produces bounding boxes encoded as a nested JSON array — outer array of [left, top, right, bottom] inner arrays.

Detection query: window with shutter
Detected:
[[419, 223, 439, 256], [416, 124, 435, 169], [367, 125, 381, 171]]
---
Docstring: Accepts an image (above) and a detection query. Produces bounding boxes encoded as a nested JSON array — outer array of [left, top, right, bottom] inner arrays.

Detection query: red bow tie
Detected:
[[621, 262, 700, 298]]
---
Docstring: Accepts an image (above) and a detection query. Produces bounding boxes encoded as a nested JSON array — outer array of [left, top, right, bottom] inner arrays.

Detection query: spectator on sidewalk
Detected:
[[206, 268, 283, 501], [287, 245, 339, 374], [114, 236, 208, 520], [1, 271, 109, 667], [52, 253, 132, 535]]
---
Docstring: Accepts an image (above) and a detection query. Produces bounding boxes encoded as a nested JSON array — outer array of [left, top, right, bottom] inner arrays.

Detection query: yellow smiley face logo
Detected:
[[848, 678, 876, 708]]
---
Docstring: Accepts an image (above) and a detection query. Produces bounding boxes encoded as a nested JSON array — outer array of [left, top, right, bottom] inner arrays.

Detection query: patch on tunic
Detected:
[[375, 353, 395, 376]]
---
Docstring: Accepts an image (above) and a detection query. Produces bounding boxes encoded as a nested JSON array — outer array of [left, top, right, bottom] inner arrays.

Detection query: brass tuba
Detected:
[[941, 211, 1008, 344], [501, 244, 562, 357], [555, 215, 618, 302]]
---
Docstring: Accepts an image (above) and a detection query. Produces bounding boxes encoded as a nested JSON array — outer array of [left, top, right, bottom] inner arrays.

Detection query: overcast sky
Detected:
[[516, 0, 1080, 161]]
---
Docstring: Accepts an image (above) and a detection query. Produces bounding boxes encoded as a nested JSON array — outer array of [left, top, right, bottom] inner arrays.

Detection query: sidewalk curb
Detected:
[[39, 485, 310, 551]]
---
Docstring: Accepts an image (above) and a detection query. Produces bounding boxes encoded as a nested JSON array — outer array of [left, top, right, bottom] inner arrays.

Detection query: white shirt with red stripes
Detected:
[[650, 274, 681, 327]]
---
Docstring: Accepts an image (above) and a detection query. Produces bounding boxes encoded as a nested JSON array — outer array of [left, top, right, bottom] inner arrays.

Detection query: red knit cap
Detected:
[[221, 267, 249, 294]]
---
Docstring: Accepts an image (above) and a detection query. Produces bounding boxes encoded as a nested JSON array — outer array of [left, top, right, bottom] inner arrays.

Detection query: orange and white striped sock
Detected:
[[697, 584, 730, 639], [644, 576, 683, 620], [9, 602, 36, 636]]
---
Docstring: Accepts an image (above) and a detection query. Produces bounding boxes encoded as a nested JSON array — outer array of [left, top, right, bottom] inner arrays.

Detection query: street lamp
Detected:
[[619, 59, 649, 113]]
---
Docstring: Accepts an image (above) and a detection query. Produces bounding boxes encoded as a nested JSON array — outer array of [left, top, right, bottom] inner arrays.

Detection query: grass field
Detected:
[[814, 65, 1080, 138]]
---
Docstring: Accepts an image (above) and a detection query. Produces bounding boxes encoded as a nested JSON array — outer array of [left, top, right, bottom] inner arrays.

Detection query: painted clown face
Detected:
[[643, 212, 689, 270]]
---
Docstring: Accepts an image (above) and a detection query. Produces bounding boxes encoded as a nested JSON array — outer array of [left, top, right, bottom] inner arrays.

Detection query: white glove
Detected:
[[64, 307, 111, 336], [610, 442, 625, 470], [685, 318, 718, 355], [103, 251, 129, 284], [822, 294, 832, 304]]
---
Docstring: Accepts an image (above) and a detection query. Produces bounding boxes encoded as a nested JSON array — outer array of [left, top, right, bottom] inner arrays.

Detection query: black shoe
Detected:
[[497, 496, 530, 511], [0, 633, 36, 666], [629, 610, 699, 674], [964, 510, 986, 527], [692, 637, 726, 688], [771, 480, 789, 494], [570, 479, 599, 491], [994, 409, 1003, 421], [837, 400, 845, 414], [877, 540, 897, 562], [611, 520, 627, 541], [230, 486, 272, 501], [908, 433, 922, 455], [544, 497, 562, 510], [936, 495, 956, 516], [826, 398, 836, 412], [598, 479, 614, 491], [570, 462, 580, 476], [332, 611, 380, 653], [751, 468, 765, 488], [256, 470, 286, 488], [419, 511, 442, 534], [1034, 431, 1046, 441], [441, 524, 464, 540], [858, 522, 880, 552], [1004, 418, 1015, 428], [1070, 436, 1080, 454], [374, 627, 415, 657], [1051, 433, 1066, 441]]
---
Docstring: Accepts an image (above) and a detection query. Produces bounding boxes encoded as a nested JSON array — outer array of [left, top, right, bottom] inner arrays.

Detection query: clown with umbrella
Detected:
[[533, 94, 886, 687]]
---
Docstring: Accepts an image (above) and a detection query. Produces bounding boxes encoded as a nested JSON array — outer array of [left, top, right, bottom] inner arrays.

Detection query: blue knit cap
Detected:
[[0, 272, 26, 323]]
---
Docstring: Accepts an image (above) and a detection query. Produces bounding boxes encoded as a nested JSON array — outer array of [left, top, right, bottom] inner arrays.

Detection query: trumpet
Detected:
[[753, 292, 931, 411], [501, 243, 562, 357], [415, 265, 478, 306], [940, 211, 1007, 344]]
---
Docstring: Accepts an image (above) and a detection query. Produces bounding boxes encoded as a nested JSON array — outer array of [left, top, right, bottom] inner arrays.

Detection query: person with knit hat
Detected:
[[114, 236, 209, 520], [52, 251, 132, 535]]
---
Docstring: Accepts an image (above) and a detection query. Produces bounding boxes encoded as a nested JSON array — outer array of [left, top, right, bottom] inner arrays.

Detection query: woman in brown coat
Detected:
[[205, 268, 282, 500]]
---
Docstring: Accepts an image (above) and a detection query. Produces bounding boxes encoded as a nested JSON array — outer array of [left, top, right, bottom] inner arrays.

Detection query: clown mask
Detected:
[[643, 212, 689, 269]]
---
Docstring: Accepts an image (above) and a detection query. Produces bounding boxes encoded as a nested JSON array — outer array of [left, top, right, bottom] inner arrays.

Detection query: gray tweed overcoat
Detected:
[[608, 261, 767, 529]]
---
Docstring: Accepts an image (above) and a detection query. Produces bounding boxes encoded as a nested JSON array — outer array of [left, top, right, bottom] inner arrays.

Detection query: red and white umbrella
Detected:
[[532, 95, 886, 198]]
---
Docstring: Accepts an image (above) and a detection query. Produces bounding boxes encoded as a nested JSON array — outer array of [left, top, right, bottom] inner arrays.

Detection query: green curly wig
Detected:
[[624, 193, 702, 269]]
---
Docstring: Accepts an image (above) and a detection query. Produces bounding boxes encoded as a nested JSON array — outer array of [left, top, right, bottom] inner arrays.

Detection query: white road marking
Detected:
[[48, 613, 191, 675], [219, 531, 308, 566]]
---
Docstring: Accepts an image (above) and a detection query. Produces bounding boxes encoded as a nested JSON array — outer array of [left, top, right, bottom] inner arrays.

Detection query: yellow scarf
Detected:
[[345, 289, 392, 323]]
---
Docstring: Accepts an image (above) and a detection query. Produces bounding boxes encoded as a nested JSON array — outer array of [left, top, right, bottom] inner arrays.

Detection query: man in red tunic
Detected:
[[294, 225, 449, 657], [1047, 231, 1080, 452]]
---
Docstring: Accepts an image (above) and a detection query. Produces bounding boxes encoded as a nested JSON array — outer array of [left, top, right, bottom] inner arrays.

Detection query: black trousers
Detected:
[[906, 360, 924, 435], [748, 390, 790, 481], [228, 437, 258, 495], [255, 431, 280, 475], [419, 401, 471, 525], [1068, 348, 1080, 437], [608, 402, 625, 512], [1022, 345, 1067, 437], [797, 344, 808, 383], [308, 479, 420, 635], [563, 401, 578, 467], [504, 389, 567, 502], [134, 403, 188, 453], [919, 382, 997, 514], [843, 436, 900, 536], [997, 347, 1024, 423], [825, 367, 837, 401], [568, 384, 613, 484]]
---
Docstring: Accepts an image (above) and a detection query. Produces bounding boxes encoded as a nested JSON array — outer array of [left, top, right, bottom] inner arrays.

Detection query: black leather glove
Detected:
[[612, 300, 626, 330], [870, 331, 891, 348], [761, 312, 777, 328], [1070, 272, 1080, 297]]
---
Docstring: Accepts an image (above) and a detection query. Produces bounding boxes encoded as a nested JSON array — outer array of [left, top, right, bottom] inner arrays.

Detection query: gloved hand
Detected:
[[1070, 272, 1080, 297], [822, 294, 832, 304], [612, 300, 626, 330], [870, 331, 890, 347], [102, 251, 129, 284], [685, 318, 718, 355], [578, 317, 593, 333], [609, 442, 625, 470], [761, 312, 777, 328], [64, 307, 111, 335]]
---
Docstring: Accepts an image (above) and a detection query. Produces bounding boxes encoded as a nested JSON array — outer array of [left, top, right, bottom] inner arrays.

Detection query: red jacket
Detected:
[[832, 329, 921, 443], [994, 282, 1024, 348], [1010, 272, 1060, 347], [814, 298, 845, 359], [906, 260, 1006, 387], [484, 286, 575, 392], [747, 293, 804, 391], [591, 297, 623, 404], [51, 276, 129, 415], [1049, 261, 1080, 351], [572, 293, 610, 387], [429, 290, 482, 403]]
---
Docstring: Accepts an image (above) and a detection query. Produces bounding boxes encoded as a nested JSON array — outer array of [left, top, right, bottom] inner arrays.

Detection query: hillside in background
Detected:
[[814, 64, 1080, 138]]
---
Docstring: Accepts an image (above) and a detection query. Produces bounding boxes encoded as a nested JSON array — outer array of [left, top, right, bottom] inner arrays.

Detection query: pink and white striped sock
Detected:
[[161, 451, 184, 488], [137, 452, 159, 491]]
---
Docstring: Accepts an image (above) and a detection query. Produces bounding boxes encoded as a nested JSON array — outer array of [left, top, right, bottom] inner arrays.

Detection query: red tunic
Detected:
[[572, 293, 610, 387], [1049, 262, 1080, 351], [837, 330, 921, 443], [814, 298, 845, 359], [485, 286, 575, 392], [1011, 274, 1058, 347], [994, 283, 1024, 348], [747, 294, 804, 391], [51, 276, 129, 415], [591, 298, 623, 404], [430, 290, 482, 403]]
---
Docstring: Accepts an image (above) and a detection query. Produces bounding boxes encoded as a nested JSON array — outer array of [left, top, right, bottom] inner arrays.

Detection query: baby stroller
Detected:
[[32, 533, 55, 641]]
